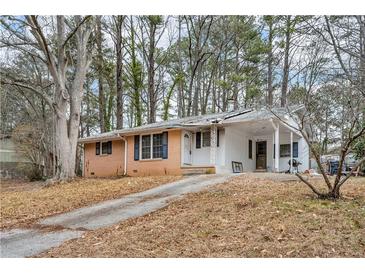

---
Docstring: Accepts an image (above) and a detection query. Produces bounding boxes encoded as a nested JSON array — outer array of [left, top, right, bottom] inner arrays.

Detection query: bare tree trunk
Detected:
[[85, 76, 91, 137], [129, 17, 142, 127], [193, 62, 201, 116], [147, 20, 157, 123], [115, 15, 124, 129], [323, 110, 329, 154], [267, 18, 274, 106], [212, 79, 216, 113], [233, 48, 239, 110], [281, 16, 291, 107], [222, 51, 228, 112], [177, 16, 184, 118], [36, 16, 91, 179], [96, 16, 106, 132], [203, 60, 218, 114], [185, 15, 213, 117], [358, 16, 365, 97]]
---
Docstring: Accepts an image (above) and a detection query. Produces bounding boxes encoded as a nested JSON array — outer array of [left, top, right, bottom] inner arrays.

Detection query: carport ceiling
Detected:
[[229, 120, 293, 136]]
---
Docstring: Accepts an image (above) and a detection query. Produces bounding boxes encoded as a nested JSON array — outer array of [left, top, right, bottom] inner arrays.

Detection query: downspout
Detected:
[[118, 134, 128, 176], [82, 143, 85, 177]]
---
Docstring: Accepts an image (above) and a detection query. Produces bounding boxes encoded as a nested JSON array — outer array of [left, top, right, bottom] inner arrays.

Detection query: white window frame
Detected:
[[101, 141, 111, 155], [140, 134, 152, 160], [152, 133, 163, 159], [139, 132, 164, 160], [202, 131, 211, 148]]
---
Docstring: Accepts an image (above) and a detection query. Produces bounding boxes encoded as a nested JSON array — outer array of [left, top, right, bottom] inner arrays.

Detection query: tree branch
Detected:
[[336, 157, 365, 189], [26, 16, 59, 82], [62, 15, 92, 49], [1, 79, 54, 110], [324, 16, 353, 83], [295, 173, 325, 197]]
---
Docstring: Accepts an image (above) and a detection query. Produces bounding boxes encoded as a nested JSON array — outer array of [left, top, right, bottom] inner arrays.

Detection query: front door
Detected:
[[256, 141, 267, 169], [183, 132, 192, 165]]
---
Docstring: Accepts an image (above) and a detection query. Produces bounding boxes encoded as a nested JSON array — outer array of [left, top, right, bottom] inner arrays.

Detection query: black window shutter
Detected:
[[162, 131, 168, 159], [96, 142, 100, 155], [217, 129, 220, 147], [108, 141, 112, 154], [273, 144, 275, 159], [196, 132, 201, 148], [249, 140, 252, 159], [293, 142, 298, 158], [134, 135, 140, 161]]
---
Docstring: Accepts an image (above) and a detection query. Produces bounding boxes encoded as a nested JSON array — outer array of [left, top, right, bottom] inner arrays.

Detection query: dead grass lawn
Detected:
[[0, 176, 180, 229], [39, 174, 365, 258]]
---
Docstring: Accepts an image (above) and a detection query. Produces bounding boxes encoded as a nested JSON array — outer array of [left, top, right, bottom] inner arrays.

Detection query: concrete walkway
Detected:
[[0, 174, 234, 257]]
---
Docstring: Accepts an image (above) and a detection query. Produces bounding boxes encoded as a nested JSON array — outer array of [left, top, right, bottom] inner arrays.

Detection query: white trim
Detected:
[[210, 124, 217, 165], [118, 135, 128, 176], [201, 130, 211, 148], [100, 141, 111, 155], [183, 131, 193, 165], [140, 133, 151, 160], [290, 131, 293, 173], [139, 133, 164, 160]]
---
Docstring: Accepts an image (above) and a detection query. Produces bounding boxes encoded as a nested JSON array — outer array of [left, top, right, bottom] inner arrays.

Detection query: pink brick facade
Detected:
[[83, 129, 182, 177]]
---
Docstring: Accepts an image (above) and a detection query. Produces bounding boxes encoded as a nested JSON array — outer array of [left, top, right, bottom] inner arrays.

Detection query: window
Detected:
[[96, 141, 112, 155], [217, 129, 220, 147], [202, 131, 211, 147], [279, 142, 299, 158], [293, 142, 298, 157], [196, 130, 220, 149], [134, 135, 140, 160], [141, 135, 151, 159], [96, 142, 100, 155], [248, 140, 252, 159], [101, 141, 112, 155], [153, 133, 163, 158], [196, 132, 201, 148], [135, 132, 168, 160], [280, 144, 290, 157]]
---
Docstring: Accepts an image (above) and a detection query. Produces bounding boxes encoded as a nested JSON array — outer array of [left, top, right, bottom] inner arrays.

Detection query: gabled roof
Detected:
[[78, 106, 302, 143]]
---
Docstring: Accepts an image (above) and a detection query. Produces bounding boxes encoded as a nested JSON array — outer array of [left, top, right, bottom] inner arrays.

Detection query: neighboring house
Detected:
[[0, 134, 31, 178], [78, 107, 310, 177]]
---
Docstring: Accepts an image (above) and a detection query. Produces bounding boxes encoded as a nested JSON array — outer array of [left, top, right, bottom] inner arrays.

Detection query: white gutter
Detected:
[[118, 134, 128, 176]]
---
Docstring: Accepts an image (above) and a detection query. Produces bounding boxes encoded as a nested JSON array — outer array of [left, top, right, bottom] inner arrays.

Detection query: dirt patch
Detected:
[[0, 176, 181, 230], [38, 174, 365, 258]]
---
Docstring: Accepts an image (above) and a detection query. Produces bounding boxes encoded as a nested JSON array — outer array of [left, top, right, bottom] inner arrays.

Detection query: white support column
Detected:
[[290, 131, 293, 174], [210, 124, 217, 165], [275, 124, 280, 172]]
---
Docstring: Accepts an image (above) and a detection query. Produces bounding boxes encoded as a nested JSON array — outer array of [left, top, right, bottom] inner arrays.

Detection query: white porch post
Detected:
[[290, 131, 293, 173], [210, 124, 217, 165], [275, 124, 280, 172]]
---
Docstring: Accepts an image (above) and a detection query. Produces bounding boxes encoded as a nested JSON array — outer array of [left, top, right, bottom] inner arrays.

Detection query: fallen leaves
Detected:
[[0, 175, 181, 229], [36, 175, 365, 258]]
